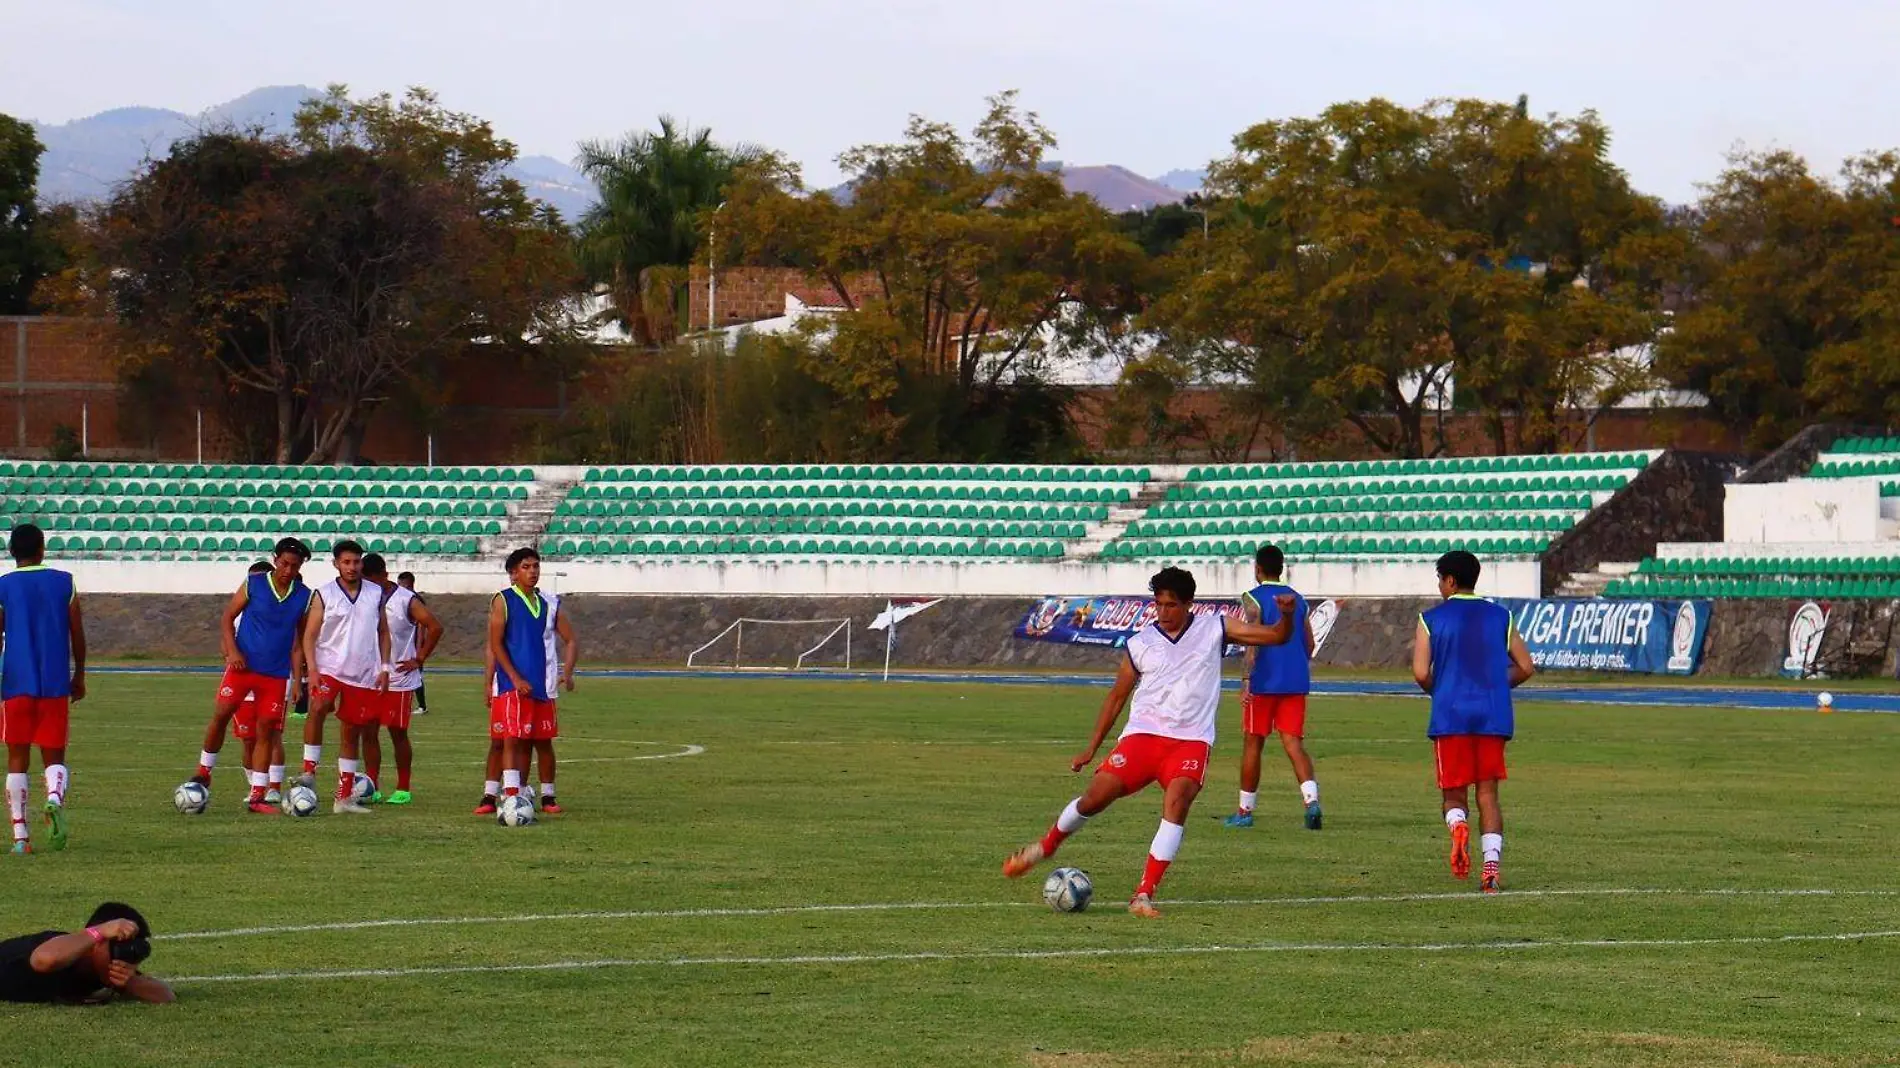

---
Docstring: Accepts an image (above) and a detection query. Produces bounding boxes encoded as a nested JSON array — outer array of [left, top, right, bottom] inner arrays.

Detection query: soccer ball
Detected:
[[1042, 867, 1093, 913], [173, 781, 210, 815], [283, 785, 320, 818], [496, 795, 537, 827], [1817, 691, 1834, 712], [351, 773, 376, 801]]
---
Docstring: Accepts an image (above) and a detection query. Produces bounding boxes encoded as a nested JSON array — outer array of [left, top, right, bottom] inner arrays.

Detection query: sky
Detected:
[[6, 0, 1897, 202]]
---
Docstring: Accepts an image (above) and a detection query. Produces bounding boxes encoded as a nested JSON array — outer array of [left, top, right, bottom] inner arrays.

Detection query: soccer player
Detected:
[[397, 572, 429, 715], [0, 902, 173, 1004], [0, 524, 85, 854], [204, 543, 312, 814], [299, 540, 391, 814], [485, 547, 576, 813], [1412, 550, 1536, 893], [362, 554, 442, 805], [1001, 567, 1297, 916], [1224, 544, 1321, 830]]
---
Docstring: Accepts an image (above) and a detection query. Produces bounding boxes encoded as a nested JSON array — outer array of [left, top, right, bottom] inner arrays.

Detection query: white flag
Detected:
[[869, 598, 941, 631]]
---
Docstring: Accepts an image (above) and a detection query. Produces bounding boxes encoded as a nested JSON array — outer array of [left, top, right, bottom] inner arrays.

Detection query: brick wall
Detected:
[[684, 266, 872, 329]]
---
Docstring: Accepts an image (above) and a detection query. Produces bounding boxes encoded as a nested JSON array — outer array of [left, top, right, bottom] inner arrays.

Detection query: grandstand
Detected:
[[1605, 434, 1900, 599], [0, 450, 1670, 597]]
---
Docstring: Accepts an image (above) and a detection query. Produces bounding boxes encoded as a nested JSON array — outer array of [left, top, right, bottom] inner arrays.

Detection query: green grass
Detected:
[[4, 673, 1899, 1067]]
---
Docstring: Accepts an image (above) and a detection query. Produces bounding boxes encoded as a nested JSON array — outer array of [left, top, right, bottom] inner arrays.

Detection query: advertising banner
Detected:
[[1782, 600, 1830, 678], [1496, 597, 1712, 676], [1014, 595, 1341, 656]]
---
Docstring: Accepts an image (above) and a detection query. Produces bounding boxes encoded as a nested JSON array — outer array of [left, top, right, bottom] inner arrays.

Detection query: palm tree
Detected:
[[575, 117, 764, 346]]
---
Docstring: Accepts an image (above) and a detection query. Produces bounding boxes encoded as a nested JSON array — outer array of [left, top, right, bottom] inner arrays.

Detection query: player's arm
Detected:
[[488, 595, 527, 691], [300, 589, 324, 689], [1411, 619, 1433, 693], [1507, 625, 1536, 688], [1222, 594, 1297, 646], [375, 590, 393, 691], [219, 583, 248, 671], [402, 598, 445, 673], [1303, 613, 1317, 659], [67, 589, 87, 702], [114, 969, 175, 1004], [554, 611, 579, 692], [1071, 654, 1139, 772], [1238, 593, 1260, 700]]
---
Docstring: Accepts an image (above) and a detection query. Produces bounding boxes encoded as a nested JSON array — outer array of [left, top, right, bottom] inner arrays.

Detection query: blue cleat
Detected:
[[1222, 810, 1254, 829], [1304, 801, 1323, 830]]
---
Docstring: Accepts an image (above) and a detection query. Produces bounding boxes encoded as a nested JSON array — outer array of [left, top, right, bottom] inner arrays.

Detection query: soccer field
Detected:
[[3, 673, 1898, 1067]]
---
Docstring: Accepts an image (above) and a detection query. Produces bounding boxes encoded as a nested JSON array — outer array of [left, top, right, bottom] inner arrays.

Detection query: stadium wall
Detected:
[[82, 593, 1900, 678], [1538, 451, 1738, 594]]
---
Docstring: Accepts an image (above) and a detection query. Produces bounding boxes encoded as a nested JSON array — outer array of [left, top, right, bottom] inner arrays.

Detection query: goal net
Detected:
[[687, 618, 853, 671]]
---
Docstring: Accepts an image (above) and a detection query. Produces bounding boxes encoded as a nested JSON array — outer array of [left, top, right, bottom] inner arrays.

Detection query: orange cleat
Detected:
[[1449, 821, 1471, 880], [1128, 893, 1161, 918], [1480, 862, 1501, 894], [1001, 842, 1046, 879]]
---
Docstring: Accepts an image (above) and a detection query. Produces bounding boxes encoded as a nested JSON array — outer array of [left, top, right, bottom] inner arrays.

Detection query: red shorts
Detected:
[[1243, 693, 1308, 738], [316, 675, 381, 727], [381, 690, 415, 730], [1433, 735, 1508, 790], [1097, 733, 1209, 793], [0, 696, 69, 748], [221, 669, 288, 738], [489, 691, 558, 740]]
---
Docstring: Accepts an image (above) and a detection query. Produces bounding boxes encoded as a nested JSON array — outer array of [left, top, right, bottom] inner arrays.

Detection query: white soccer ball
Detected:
[[173, 781, 210, 815], [351, 773, 376, 801], [283, 785, 320, 818], [1817, 691, 1835, 711], [1042, 867, 1093, 913], [496, 795, 537, 827]]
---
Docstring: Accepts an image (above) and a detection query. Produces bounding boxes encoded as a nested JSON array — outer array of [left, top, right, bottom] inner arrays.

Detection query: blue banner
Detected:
[[1015, 595, 1247, 654], [1497, 597, 1712, 675]]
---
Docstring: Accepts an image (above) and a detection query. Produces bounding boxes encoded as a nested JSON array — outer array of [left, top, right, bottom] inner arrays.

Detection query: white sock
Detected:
[[339, 758, 359, 775], [1056, 798, 1089, 834], [199, 750, 218, 770], [502, 769, 522, 794], [540, 782, 556, 798], [1149, 819, 1185, 862], [1300, 780, 1319, 805], [483, 779, 501, 798], [44, 764, 67, 804], [1238, 790, 1257, 814], [247, 770, 266, 789], [1481, 833, 1503, 864], [1445, 808, 1468, 829], [5, 773, 28, 840], [268, 765, 285, 787], [303, 744, 322, 767]]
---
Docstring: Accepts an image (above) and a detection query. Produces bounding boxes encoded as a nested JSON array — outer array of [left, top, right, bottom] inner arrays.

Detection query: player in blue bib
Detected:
[[1412, 550, 1535, 893], [0, 524, 86, 854], [1224, 545, 1322, 830]]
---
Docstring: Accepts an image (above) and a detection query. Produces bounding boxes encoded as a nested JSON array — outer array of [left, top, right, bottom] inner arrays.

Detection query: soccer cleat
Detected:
[[1449, 821, 1471, 880], [385, 790, 413, 805], [189, 773, 211, 789], [539, 797, 562, 814], [263, 788, 282, 805], [473, 795, 498, 816], [1304, 801, 1323, 831], [368, 791, 384, 804], [332, 798, 371, 815], [1222, 810, 1254, 829], [288, 711, 307, 722], [10, 840, 30, 855], [43, 800, 68, 851], [1001, 842, 1046, 879], [1480, 862, 1501, 894], [297, 771, 316, 790], [414, 706, 428, 716], [247, 800, 281, 816], [1128, 893, 1161, 918]]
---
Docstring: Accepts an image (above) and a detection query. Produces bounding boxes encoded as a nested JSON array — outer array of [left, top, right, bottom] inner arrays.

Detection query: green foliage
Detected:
[[0, 112, 48, 314], [47, 422, 81, 461]]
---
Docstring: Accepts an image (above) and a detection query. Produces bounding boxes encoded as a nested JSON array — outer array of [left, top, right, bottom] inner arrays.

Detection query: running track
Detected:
[[94, 665, 1899, 713]]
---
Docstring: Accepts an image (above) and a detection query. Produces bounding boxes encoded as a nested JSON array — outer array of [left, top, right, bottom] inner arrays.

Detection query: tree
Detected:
[[1657, 149, 1900, 446], [720, 92, 1145, 456], [574, 118, 764, 346], [1147, 97, 1676, 458], [0, 113, 47, 314], [97, 87, 580, 463]]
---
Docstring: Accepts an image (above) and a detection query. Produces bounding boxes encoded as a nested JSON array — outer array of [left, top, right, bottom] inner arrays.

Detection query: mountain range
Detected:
[[23, 86, 1203, 217]]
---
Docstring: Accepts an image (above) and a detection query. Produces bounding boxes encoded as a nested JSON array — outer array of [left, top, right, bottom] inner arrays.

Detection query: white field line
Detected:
[[76, 740, 706, 775], [159, 887, 1900, 942], [168, 927, 1900, 984]]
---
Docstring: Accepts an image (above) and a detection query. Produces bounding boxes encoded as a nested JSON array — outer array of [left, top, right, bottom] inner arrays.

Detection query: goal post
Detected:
[[687, 617, 852, 671]]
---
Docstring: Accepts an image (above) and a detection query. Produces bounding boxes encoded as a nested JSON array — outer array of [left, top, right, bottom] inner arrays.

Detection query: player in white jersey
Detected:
[[361, 554, 443, 805], [297, 540, 391, 814], [1001, 567, 1298, 916]]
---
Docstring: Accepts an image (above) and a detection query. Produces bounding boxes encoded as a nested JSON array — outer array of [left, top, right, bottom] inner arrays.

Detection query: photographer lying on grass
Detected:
[[0, 902, 174, 1004]]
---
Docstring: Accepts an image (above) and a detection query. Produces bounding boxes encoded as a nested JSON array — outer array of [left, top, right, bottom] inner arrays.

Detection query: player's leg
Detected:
[[37, 699, 71, 850], [1003, 768, 1126, 878], [1278, 708, 1322, 830], [332, 696, 371, 814], [533, 703, 560, 812], [1226, 731, 1265, 828], [4, 705, 33, 852], [1131, 743, 1208, 917], [1473, 738, 1507, 892], [1441, 786, 1472, 880], [476, 738, 503, 815], [363, 725, 384, 802], [299, 677, 338, 787], [194, 694, 243, 787], [415, 678, 428, 715], [266, 729, 286, 803]]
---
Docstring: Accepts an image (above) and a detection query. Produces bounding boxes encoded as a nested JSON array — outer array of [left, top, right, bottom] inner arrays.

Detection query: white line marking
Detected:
[[158, 887, 1900, 941], [167, 928, 1900, 984], [80, 742, 706, 775]]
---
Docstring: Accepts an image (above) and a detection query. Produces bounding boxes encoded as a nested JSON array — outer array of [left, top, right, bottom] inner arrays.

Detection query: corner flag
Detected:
[[868, 598, 942, 680]]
